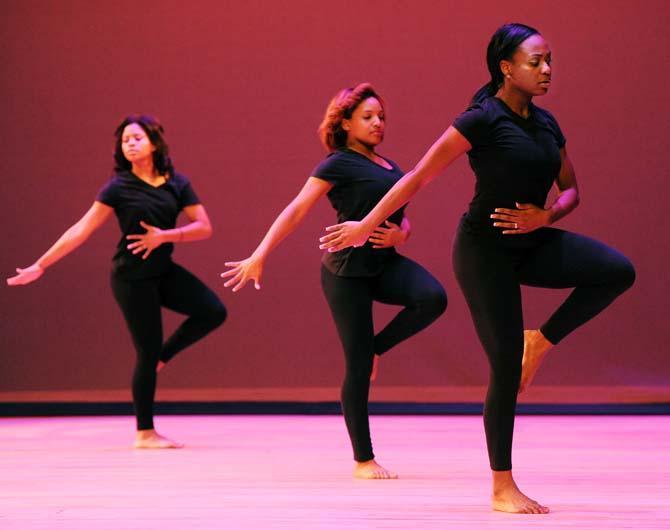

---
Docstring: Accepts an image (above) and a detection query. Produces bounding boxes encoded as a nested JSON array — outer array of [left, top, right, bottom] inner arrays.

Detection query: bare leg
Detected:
[[134, 428, 184, 449], [369, 354, 380, 382], [353, 459, 398, 479], [491, 470, 549, 514], [519, 330, 553, 393]]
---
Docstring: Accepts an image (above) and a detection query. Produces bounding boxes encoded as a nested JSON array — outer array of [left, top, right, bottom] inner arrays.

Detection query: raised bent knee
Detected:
[[619, 259, 636, 291], [422, 286, 448, 318], [209, 302, 228, 327]]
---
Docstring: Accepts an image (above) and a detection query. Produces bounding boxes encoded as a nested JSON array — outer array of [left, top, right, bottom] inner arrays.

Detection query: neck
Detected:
[[346, 140, 375, 158], [131, 158, 157, 180], [495, 85, 533, 118]]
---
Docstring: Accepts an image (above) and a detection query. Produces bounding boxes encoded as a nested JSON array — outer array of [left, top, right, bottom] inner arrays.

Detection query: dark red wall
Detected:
[[2, 0, 667, 396]]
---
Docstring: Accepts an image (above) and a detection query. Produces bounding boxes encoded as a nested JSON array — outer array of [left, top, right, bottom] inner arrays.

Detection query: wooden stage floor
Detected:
[[0, 415, 668, 529]]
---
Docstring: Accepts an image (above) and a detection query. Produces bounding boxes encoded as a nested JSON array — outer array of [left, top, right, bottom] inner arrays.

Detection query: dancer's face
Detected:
[[502, 34, 552, 96], [342, 97, 385, 149], [121, 123, 155, 164]]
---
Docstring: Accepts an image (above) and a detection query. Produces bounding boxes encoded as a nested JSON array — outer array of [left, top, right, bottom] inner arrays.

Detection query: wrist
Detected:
[[251, 249, 268, 262], [543, 207, 555, 226]]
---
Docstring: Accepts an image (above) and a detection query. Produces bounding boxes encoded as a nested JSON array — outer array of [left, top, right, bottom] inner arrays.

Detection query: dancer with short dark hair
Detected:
[[222, 84, 447, 479]]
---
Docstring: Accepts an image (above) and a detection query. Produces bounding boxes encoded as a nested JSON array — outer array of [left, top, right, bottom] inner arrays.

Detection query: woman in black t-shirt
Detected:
[[319, 25, 634, 513], [222, 84, 447, 479], [7, 115, 226, 449]]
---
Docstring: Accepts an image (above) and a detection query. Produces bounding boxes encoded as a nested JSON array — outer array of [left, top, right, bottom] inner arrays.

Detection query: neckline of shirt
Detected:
[[491, 96, 538, 123], [126, 170, 169, 189], [340, 148, 395, 171]]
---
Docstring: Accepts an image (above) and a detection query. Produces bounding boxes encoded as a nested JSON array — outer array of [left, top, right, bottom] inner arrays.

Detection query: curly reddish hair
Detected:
[[317, 83, 385, 152]]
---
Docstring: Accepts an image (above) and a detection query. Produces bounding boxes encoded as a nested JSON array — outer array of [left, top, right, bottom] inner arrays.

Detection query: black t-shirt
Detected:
[[96, 170, 200, 279], [452, 96, 566, 241], [312, 148, 406, 277]]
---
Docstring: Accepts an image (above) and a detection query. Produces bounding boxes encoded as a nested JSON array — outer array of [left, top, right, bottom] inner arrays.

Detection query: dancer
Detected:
[[7, 115, 227, 449], [318, 24, 635, 512], [221, 84, 447, 479]]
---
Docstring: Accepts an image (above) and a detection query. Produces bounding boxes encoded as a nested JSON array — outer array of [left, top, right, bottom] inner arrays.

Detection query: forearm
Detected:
[[361, 170, 426, 233], [35, 224, 89, 269], [252, 203, 309, 261], [161, 220, 212, 243], [546, 187, 579, 224]]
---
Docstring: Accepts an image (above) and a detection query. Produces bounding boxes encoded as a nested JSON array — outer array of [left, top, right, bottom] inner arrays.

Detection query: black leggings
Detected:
[[110, 262, 227, 430], [452, 225, 635, 471], [320, 254, 447, 462]]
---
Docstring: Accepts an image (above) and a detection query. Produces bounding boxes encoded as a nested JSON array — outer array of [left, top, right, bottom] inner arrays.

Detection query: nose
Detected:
[[542, 62, 551, 75]]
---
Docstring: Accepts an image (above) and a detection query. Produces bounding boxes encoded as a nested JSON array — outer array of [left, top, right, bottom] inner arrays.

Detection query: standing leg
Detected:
[[157, 263, 227, 368], [372, 254, 447, 356], [517, 228, 635, 391], [453, 228, 548, 514], [110, 274, 182, 448], [320, 266, 396, 479]]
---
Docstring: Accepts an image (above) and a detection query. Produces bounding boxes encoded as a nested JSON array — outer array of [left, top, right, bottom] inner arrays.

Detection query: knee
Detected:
[[617, 258, 636, 291], [210, 302, 228, 327], [419, 286, 448, 318], [344, 360, 374, 385]]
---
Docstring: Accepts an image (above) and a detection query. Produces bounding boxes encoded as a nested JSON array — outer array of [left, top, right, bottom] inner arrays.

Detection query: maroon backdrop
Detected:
[[1, 0, 667, 400]]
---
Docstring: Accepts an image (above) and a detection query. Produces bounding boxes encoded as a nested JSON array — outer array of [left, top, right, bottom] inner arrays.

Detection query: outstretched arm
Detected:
[[318, 126, 470, 252], [126, 204, 213, 260], [490, 147, 580, 235], [7, 201, 113, 286], [221, 177, 332, 291]]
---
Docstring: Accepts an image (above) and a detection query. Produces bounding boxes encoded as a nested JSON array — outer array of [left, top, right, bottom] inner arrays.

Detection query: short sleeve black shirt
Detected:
[[452, 97, 565, 239], [96, 170, 200, 279], [312, 148, 406, 277]]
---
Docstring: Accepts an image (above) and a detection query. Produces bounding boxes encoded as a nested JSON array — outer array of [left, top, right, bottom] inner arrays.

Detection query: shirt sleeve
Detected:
[[452, 104, 490, 148], [96, 178, 119, 208], [311, 153, 343, 185], [175, 174, 200, 209], [542, 109, 567, 149]]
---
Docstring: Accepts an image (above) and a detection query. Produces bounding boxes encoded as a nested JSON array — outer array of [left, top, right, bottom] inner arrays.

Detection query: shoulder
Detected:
[[170, 171, 190, 185], [168, 171, 195, 191], [532, 104, 561, 127], [452, 98, 500, 146], [99, 171, 130, 191], [312, 150, 353, 177], [532, 104, 566, 145], [96, 172, 129, 204]]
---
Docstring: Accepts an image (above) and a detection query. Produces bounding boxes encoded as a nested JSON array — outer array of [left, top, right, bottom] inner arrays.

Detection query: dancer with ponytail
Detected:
[[319, 24, 634, 512], [222, 84, 447, 479], [7, 115, 227, 448]]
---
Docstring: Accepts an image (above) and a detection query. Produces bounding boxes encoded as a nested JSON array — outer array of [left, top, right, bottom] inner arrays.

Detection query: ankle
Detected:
[[136, 428, 156, 439]]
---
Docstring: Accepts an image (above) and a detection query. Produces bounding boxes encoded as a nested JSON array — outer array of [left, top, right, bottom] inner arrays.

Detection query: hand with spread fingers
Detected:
[[490, 202, 552, 235], [369, 220, 409, 249], [220, 256, 263, 292], [126, 221, 165, 259], [319, 220, 371, 253]]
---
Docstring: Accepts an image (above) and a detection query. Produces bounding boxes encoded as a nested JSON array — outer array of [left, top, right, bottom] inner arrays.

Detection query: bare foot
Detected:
[[492, 471, 549, 514], [519, 330, 552, 393], [156, 361, 166, 373], [133, 429, 184, 449], [370, 354, 380, 382], [353, 459, 398, 479]]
